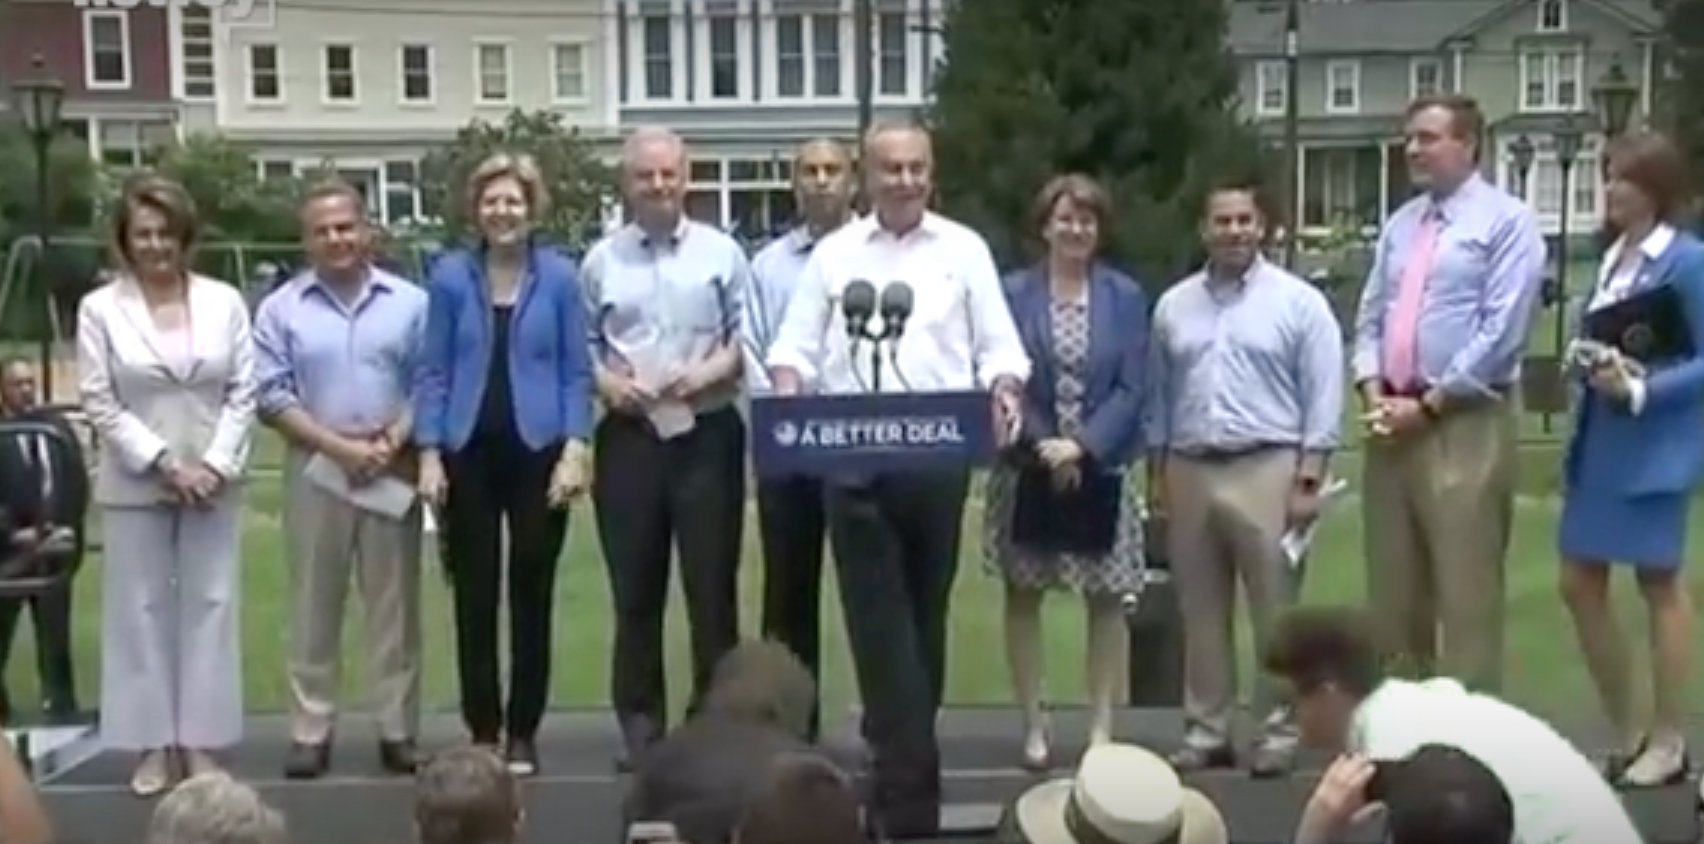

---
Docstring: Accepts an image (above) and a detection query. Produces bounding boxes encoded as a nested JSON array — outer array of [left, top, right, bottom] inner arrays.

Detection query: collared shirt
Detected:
[[1351, 678, 1641, 844], [766, 212, 1031, 393], [744, 227, 821, 394], [253, 267, 427, 435], [581, 219, 750, 414], [1146, 259, 1344, 455], [1351, 174, 1547, 398], [1591, 223, 1676, 311]]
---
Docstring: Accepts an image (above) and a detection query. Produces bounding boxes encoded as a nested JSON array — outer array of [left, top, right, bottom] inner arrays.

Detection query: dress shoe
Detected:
[[1247, 743, 1296, 778], [282, 741, 331, 779], [615, 717, 660, 773], [379, 739, 419, 775], [505, 736, 539, 777], [1167, 743, 1236, 772]]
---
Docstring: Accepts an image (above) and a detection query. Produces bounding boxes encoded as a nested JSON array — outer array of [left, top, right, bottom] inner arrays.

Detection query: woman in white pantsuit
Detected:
[[76, 174, 255, 796]]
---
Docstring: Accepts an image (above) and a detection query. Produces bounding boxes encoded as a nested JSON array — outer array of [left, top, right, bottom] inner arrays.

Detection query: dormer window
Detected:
[[1538, 0, 1566, 32]]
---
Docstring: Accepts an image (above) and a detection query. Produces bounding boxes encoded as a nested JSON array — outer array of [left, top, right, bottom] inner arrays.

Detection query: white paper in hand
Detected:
[[648, 401, 697, 439], [303, 452, 417, 520], [1279, 477, 1349, 568]]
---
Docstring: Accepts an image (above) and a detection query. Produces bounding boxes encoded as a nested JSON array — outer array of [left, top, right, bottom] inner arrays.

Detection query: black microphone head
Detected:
[[879, 282, 914, 319], [842, 280, 877, 337]]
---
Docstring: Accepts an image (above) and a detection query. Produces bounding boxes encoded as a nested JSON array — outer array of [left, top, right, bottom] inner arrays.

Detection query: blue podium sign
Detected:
[[750, 391, 996, 478]]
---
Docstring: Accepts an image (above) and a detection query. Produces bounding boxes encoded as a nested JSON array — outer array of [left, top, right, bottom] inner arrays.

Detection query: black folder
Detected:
[[1009, 465, 1121, 556], [1583, 283, 1694, 363]]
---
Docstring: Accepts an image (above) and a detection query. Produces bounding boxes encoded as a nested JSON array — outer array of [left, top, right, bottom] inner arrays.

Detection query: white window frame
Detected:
[[1409, 57, 1443, 100], [473, 40, 514, 106], [1519, 47, 1585, 112], [626, 1, 687, 104], [548, 39, 589, 104], [82, 11, 131, 90], [1325, 59, 1360, 114], [256, 160, 297, 181], [244, 43, 284, 104], [762, 2, 849, 103], [398, 43, 435, 106], [1254, 60, 1285, 116], [1537, 0, 1567, 32], [320, 42, 360, 105], [695, 0, 752, 102], [873, 0, 912, 101], [175, 7, 216, 101]]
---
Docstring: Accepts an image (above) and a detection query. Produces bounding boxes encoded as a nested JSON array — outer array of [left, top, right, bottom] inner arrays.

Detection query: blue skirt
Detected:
[[1558, 423, 1691, 571]]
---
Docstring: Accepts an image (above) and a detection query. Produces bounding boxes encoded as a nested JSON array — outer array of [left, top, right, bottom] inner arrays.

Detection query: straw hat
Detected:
[[1002, 744, 1228, 844]]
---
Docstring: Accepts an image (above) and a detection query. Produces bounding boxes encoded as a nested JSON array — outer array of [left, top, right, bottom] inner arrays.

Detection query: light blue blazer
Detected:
[[1003, 263, 1148, 467], [1565, 231, 1704, 496]]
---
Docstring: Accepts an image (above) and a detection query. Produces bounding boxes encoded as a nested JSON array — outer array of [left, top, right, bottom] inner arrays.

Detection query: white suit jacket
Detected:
[[76, 273, 256, 507]]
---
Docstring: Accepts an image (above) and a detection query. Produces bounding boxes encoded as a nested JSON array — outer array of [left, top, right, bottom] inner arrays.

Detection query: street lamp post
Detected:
[[1510, 134, 1536, 200], [1592, 60, 1640, 139], [1547, 119, 1584, 433], [10, 54, 66, 401]]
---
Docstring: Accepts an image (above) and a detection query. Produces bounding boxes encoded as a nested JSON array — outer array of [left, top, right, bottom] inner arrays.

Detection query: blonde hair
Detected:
[[465, 153, 549, 221]]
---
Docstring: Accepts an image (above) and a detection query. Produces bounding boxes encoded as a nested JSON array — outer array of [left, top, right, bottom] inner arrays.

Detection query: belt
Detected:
[[1171, 443, 1287, 461]]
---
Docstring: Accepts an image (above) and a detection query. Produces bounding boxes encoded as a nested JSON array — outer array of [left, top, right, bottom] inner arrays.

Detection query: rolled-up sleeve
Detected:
[[251, 293, 298, 418], [964, 237, 1030, 386], [1295, 288, 1346, 453], [766, 249, 830, 383]]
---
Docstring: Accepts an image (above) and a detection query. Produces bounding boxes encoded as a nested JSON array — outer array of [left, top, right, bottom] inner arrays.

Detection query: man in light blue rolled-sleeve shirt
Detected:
[[252, 182, 428, 778], [1351, 95, 1546, 695], [743, 139, 854, 738]]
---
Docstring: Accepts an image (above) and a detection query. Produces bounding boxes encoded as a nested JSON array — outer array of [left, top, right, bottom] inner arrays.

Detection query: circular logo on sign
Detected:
[[773, 421, 799, 447], [1622, 323, 1654, 358]]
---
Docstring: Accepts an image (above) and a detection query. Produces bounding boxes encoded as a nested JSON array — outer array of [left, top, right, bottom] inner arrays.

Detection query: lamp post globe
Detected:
[[12, 54, 66, 143], [1591, 60, 1639, 138]]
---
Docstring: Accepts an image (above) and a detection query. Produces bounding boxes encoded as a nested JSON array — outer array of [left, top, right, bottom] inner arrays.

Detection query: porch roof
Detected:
[[1489, 112, 1606, 136], [1255, 116, 1400, 143]]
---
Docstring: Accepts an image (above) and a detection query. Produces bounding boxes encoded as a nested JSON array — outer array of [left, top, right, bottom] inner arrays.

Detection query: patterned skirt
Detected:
[[980, 464, 1145, 595]]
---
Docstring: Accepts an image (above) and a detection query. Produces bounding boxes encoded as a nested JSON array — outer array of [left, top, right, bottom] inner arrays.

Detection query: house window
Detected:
[[383, 160, 421, 223], [551, 43, 587, 102], [776, 15, 806, 97], [179, 8, 216, 99], [1410, 58, 1443, 99], [97, 120, 171, 170], [475, 42, 512, 104], [1538, 0, 1566, 32], [777, 11, 842, 99], [1255, 61, 1285, 116], [642, 14, 673, 99], [247, 44, 282, 102], [811, 14, 841, 97], [400, 44, 433, 103], [322, 44, 358, 102], [1326, 60, 1360, 113], [82, 12, 130, 88], [707, 2, 741, 99], [876, 2, 908, 96], [1521, 48, 1583, 111], [257, 160, 296, 181]]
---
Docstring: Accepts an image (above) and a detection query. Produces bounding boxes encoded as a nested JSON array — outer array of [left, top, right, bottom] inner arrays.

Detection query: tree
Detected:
[[149, 133, 300, 244], [928, 0, 1266, 285], [1662, 0, 1704, 199], [418, 109, 618, 246], [0, 130, 100, 242]]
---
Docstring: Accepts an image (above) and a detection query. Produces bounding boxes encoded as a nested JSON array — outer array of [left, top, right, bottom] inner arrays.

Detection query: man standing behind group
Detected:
[[1351, 95, 1545, 692], [584, 127, 750, 769], [767, 121, 1030, 838], [254, 181, 426, 778], [1148, 182, 1344, 777], [744, 139, 854, 738]]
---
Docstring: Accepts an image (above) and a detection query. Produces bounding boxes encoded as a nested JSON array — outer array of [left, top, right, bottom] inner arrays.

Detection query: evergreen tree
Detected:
[[929, 0, 1265, 285], [1662, 0, 1704, 201]]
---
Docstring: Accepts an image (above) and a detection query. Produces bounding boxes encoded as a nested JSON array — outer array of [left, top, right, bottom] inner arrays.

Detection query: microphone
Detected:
[[842, 280, 877, 339], [877, 282, 914, 340]]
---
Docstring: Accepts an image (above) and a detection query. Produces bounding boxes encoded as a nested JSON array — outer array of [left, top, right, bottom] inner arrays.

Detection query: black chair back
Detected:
[[0, 419, 87, 597]]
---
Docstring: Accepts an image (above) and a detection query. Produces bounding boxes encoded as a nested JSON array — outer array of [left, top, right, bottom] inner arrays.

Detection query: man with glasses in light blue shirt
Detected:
[[743, 139, 856, 740]]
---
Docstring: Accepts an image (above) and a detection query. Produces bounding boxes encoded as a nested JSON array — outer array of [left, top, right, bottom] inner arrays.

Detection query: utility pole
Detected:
[[1282, 0, 1301, 269], [855, 0, 874, 139]]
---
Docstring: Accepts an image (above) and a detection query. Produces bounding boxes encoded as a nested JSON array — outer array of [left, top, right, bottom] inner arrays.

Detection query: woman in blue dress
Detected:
[[1558, 129, 1704, 788]]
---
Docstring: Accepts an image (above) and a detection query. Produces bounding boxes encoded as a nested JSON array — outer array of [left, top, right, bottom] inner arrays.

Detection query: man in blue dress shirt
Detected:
[[743, 139, 854, 739], [1351, 94, 1546, 693]]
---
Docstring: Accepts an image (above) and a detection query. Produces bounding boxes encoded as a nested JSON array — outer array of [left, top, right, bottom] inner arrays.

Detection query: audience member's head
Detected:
[[699, 640, 817, 739], [1261, 606, 1387, 750], [734, 752, 862, 844], [145, 773, 288, 844], [999, 744, 1227, 844], [1381, 745, 1516, 844], [415, 746, 523, 844]]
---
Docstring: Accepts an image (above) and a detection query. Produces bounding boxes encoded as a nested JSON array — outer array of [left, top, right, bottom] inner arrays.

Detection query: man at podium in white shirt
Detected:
[[765, 120, 1031, 839]]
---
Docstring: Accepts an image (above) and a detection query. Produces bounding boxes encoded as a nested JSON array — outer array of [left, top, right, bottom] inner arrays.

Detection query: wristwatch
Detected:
[[1295, 476, 1321, 493]]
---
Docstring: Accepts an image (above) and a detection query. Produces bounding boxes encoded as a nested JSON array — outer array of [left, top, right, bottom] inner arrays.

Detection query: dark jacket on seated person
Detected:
[[624, 641, 830, 844], [0, 410, 88, 530]]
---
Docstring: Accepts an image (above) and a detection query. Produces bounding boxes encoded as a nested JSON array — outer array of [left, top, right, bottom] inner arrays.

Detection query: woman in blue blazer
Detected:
[[981, 175, 1147, 768], [1558, 131, 1702, 788], [414, 154, 595, 774]]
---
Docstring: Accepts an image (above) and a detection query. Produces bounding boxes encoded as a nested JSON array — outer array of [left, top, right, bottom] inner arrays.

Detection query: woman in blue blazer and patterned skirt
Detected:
[[1558, 130, 1703, 788]]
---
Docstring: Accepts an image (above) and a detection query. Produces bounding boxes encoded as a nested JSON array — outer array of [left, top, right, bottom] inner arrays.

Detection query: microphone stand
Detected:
[[869, 332, 885, 393]]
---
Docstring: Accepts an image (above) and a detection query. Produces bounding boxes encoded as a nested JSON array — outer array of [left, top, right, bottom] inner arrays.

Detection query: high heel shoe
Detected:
[[1020, 716, 1051, 772], [1619, 737, 1689, 788], [1602, 735, 1646, 783]]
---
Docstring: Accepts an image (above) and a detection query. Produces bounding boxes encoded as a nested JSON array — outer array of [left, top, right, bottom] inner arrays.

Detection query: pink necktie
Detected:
[[1382, 210, 1440, 390]]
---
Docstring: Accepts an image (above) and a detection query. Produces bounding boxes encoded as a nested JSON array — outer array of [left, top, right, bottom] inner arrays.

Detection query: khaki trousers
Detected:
[[1166, 448, 1299, 748], [1361, 400, 1516, 691], [284, 450, 423, 743]]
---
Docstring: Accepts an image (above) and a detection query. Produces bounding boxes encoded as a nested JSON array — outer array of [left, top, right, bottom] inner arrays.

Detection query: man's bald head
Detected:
[[622, 125, 687, 231], [861, 121, 933, 231]]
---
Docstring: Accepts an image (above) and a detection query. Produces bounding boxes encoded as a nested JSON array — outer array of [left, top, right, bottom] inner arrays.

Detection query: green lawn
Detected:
[[7, 437, 1703, 728]]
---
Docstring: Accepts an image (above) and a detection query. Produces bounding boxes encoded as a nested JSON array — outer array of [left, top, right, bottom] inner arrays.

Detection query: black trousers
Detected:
[[593, 407, 744, 741], [442, 432, 568, 742], [0, 582, 75, 715], [756, 474, 827, 737], [825, 469, 969, 837]]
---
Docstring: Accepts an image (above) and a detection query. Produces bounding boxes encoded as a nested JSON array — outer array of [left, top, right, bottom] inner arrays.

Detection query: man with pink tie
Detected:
[[1351, 94, 1546, 692]]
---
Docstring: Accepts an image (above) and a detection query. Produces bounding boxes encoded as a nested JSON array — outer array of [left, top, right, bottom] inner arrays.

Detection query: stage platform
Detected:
[[31, 708, 1701, 844]]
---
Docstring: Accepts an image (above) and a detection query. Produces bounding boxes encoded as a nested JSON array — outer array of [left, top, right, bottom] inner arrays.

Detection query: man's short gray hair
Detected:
[[146, 774, 288, 844]]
